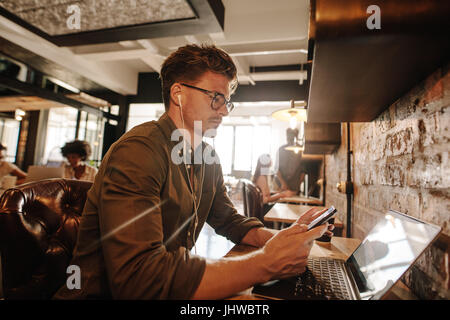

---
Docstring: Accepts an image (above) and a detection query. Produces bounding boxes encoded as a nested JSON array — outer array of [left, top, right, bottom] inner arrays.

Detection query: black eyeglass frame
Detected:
[[180, 83, 234, 113]]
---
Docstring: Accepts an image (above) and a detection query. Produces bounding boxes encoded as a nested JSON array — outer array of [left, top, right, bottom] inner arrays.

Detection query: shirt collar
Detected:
[[157, 112, 206, 152], [156, 112, 178, 147], [157, 113, 207, 172]]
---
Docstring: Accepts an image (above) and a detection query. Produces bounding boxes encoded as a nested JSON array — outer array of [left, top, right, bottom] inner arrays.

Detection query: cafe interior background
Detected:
[[0, 0, 448, 299]]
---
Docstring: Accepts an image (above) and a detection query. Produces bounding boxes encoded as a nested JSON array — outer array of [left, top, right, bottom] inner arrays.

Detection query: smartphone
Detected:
[[307, 206, 337, 230]]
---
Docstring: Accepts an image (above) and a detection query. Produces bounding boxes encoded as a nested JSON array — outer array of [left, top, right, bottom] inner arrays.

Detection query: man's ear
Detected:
[[170, 83, 183, 107]]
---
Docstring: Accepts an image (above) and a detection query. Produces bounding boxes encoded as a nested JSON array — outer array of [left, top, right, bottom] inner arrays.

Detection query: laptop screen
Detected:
[[347, 210, 441, 299], [25, 165, 65, 183]]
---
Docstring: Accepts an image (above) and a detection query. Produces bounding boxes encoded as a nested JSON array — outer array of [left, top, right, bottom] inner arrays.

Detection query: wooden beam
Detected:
[[232, 80, 308, 102], [78, 48, 150, 61], [0, 111, 14, 118], [0, 20, 138, 95], [128, 73, 310, 104], [232, 56, 255, 85], [0, 74, 120, 120]]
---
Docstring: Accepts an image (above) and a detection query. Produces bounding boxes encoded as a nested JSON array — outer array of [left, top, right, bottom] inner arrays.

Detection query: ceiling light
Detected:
[[15, 109, 25, 121], [285, 143, 304, 154], [285, 137, 305, 154], [271, 100, 307, 127], [47, 77, 80, 93], [289, 116, 297, 129]]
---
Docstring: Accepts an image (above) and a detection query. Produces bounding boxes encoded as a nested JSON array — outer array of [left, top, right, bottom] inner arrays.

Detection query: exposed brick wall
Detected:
[[325, 63, 449, 299]]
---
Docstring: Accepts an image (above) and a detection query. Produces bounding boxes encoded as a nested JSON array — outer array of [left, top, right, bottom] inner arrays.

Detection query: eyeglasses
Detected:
[[181, 83, 234, 113]]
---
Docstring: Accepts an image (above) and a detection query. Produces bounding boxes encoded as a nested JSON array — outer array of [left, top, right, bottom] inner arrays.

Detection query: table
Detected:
[[276, 195, 323, 205], [264, 203, 326, 224], [224, 237, 416, 300], [264, 203, 343, 232], [225, 237, 360, 261], [225, 237, 361, 299]]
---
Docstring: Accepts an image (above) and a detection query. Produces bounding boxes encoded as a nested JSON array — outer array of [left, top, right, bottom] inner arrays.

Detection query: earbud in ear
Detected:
[[177, 95, 182, 108]]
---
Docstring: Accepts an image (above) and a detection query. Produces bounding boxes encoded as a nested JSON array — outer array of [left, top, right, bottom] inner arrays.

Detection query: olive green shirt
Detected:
[[54, 113, 263, 300]]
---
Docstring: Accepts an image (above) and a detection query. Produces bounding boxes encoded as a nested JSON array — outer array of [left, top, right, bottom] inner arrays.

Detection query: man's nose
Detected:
[[217, 103, 229, 116]]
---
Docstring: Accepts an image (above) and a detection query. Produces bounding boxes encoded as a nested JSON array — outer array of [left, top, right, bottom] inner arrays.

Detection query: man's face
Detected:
[[181, 71, 231, 134]]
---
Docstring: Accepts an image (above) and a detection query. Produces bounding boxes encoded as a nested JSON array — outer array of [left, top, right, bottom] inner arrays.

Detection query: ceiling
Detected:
[[0, 0, 310, 97], [0, 0, 196, 36]]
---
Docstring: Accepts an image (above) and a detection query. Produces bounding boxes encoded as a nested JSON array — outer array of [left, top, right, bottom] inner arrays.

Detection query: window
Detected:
[[252, 125, 272, 173], [126, 105, 276, 177], [127, 103, 165, 132], [232, 125, 271, 174], [44, 107, 78, 164], [214, 126, 234, 175], [43, 107, 104, 167], [0, 118, 20, 163], [210, 123, 272, 176], [83, 113, 105, 167], [77, 111, 88, 141], [233, 126, 253, 171]]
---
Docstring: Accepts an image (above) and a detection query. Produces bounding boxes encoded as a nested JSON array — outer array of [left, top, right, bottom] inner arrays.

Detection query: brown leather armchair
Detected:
[[0, 178, 92, 299]]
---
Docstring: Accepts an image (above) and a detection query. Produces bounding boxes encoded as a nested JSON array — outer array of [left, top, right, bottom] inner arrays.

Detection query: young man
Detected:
[[54, 44, 331, 300]]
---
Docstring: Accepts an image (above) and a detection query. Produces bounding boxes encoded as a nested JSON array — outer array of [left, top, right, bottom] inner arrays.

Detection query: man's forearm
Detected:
[[191, 249, 270, 299], [240, 227, 278, 248], [191, 227, 277, 299], [191, 221, 328, 299]]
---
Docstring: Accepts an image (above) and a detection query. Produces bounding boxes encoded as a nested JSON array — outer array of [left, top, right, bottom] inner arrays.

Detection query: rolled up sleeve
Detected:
[[207, 164, 264, 244], [99, 137, 206, 299]]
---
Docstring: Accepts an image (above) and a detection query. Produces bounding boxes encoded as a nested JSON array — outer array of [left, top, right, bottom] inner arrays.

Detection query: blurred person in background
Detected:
[[275, 128, 305, 194], [0, 143, 27, 185], [253, 154, 295, 213], [61, 140, 97, 182]]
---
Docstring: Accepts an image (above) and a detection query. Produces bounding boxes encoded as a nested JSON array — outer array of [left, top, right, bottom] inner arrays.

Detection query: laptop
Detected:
[[252, 209, 441, 300], [24, 165, 64, 183]]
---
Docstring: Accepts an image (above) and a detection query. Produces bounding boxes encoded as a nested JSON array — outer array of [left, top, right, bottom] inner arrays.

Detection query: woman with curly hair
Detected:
[[61, 140, 97, 182]]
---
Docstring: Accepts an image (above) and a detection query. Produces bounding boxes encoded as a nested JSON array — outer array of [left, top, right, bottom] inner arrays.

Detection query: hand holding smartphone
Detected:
[[307, 206, 337, 230]]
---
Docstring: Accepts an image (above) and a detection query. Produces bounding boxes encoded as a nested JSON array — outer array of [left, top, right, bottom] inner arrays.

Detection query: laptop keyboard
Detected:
[[294, 258, 353, 300]]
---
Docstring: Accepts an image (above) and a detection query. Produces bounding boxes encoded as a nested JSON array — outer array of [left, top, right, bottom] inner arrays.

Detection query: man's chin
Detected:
[[209, 120, 222, 128], [203, 122, 220, 136]]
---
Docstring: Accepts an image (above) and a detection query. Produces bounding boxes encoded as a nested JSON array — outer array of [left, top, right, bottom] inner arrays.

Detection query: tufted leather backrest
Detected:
[[0, 178, 92, 299], [241, 179, 264, 221]]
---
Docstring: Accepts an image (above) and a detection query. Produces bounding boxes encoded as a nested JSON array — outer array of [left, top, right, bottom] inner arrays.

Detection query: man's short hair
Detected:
[[61, 140, 92, 161], [160, 44, 238, 111]]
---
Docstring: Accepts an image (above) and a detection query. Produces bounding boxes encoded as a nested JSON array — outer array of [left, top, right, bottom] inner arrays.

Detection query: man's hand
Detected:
[[260, 222, 329, 281], [296, 207, 335, 238]]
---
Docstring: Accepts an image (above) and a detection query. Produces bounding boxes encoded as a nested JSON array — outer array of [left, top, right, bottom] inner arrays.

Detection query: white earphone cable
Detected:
[[178, 96, 205, 256]]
